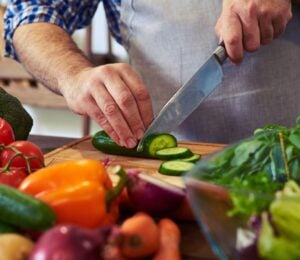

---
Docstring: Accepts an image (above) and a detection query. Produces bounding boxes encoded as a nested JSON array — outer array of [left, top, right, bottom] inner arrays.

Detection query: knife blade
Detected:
[[137, 43, 227, 152]]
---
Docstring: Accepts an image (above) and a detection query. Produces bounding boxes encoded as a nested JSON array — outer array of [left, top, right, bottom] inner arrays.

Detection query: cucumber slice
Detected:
[[155, 147, 193, 160], [180, 153, 201, 163], [159, 160, 195, 176], [143, 133, 177, 157]]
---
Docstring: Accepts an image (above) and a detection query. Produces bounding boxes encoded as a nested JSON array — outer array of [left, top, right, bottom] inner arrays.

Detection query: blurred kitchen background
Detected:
[[0, 1, 128, 138]]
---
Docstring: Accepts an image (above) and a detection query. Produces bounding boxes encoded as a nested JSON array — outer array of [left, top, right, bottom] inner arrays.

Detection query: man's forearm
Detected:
[[13, 23, 93, 95]]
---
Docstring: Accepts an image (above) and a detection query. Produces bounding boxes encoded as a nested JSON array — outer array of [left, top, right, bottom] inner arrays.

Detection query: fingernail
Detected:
[[126, 137, 137, 148], [136, 129, 144, 140]]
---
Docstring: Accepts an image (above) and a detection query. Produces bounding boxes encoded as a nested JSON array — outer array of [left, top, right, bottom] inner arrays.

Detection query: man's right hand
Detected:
[[62, 63, 154, 148], [215, 0, 292, 63]]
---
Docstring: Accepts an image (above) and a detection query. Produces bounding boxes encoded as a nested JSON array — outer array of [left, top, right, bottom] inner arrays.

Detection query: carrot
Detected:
[[153, 218, 181, 260], [120, 212, 160, 258]]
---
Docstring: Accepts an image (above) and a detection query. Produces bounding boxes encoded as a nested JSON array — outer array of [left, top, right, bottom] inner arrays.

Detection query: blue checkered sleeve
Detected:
[[3, 0, 101, 60], [103, 0, 122, 44]]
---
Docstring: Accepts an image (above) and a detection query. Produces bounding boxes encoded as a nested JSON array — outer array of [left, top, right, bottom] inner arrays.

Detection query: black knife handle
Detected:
[[213, 42, 227, 65]]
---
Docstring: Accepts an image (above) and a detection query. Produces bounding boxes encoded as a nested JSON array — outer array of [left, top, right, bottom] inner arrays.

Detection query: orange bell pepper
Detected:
[[19, 159, 126, 229]]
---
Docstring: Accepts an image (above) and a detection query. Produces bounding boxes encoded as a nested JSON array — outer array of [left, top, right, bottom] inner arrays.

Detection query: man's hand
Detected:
[[215, 0, 292, 63], [62, 64, 154, 148], [13, 23, 153, 148]]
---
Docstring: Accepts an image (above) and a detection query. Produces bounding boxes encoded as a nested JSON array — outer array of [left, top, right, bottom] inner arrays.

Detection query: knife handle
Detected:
[[213, 42, 227, 65]]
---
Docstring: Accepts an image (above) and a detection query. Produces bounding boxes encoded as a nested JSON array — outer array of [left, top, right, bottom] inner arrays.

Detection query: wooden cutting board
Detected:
[[45, 136, 226, 187]]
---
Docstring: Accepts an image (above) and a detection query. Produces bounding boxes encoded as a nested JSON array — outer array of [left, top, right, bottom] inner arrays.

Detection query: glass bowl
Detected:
[[183, 130, 292, 260]]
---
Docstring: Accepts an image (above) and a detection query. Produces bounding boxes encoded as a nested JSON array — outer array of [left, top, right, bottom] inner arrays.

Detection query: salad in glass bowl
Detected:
[[184, 120, 300, 260]]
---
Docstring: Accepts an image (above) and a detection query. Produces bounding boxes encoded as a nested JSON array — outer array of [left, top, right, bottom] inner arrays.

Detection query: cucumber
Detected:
[[92, 130, 177, 158], [0, 184, 56, 231], [158, 160, 195, 176], [155, 147, 193, 160], [0, 222, 17, 234], [179, 153, 201, 163]]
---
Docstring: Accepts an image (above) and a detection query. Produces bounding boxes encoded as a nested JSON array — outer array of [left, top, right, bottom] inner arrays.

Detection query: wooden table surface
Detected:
[[28, 134, 222, 260]]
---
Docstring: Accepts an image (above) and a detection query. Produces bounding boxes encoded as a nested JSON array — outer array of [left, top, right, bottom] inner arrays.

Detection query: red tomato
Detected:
[[0, 118, 15, 145], [0, 167, 28, 188], [0, 141, 44, 173]]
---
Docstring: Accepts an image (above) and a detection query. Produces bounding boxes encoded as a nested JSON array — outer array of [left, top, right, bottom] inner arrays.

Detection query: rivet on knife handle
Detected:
[[214, 42, 227, 65]]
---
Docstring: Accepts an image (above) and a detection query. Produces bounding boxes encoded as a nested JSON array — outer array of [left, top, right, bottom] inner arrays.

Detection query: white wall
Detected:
[[23, 105, 100, 138], [24, 3, 127, 138]]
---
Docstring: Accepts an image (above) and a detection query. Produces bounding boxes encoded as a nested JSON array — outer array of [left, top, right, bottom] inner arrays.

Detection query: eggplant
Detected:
[[29, 224, 117, 260], [126, 170, 185, 216]]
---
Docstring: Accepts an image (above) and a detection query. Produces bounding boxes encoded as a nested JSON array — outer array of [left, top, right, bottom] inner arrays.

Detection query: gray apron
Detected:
[[119, 0, 300, 143]]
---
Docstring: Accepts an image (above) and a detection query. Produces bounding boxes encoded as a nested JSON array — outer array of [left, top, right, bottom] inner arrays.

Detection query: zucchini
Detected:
[[159, 160, 195, 176], [179, 153, 201, 163], [92, 130, 177, 158], [0, 184, 56, 231], [155, 147, 193, 160]]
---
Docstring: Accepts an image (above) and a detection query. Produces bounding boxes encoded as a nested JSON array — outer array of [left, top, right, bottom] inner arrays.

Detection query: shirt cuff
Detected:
[[3, 5, 70, 61]]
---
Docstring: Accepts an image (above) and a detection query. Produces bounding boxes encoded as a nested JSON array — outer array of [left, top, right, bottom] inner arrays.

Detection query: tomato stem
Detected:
[[2, 145, 44, 173]]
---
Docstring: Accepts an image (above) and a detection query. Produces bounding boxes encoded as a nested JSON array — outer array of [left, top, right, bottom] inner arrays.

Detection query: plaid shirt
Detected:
[[3, 0, 121, 60]]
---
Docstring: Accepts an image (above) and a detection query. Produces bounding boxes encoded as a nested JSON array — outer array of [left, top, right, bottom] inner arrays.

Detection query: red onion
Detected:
[[126, 171, 185, 216]]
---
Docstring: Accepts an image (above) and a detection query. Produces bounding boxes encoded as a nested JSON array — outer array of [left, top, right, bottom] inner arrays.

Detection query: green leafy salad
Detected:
[[198, 117, 300, 218]]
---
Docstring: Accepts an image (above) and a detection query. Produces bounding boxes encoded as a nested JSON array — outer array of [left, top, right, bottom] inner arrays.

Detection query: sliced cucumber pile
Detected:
[[92, 130, 202, 176], [156, 147, 201, 176]]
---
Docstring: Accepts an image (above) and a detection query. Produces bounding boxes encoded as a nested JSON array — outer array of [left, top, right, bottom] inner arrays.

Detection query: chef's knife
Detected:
[[137, 43, 227, 152]]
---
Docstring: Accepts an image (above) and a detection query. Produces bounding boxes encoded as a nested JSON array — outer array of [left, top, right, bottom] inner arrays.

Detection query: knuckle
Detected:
[[119, 92, 134, 107], [135, 88, 150, 101], [259, 8, 271, 19], [99, 65, 114, 78], [96, 116, 108, 127], [76, 92, 91, 105], [227, 35, 241, 47], [245, 41, 259, 52], [103, 103, 118, 116], [86, 77, 102, 90], [245, 2, 257, 19], [128, 117, 141, 130], [118, 63, 130, 71]]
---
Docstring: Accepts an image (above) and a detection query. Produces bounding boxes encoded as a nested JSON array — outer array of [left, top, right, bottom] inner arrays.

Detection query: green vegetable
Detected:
[[193, 117, 300, 218], [92, 130, 177, 158], [155, 147, 193, 160], [0, 222, 17, 234], [258, 212, 300, 260], [0, 87, 33, 140], [0, 184, 56, 231], [228, 172, 281, 218], [257, 181, 300, 259], [158, 160, 194, 176], [270, 200, 300, 240], [179, 153, 201, 163]]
